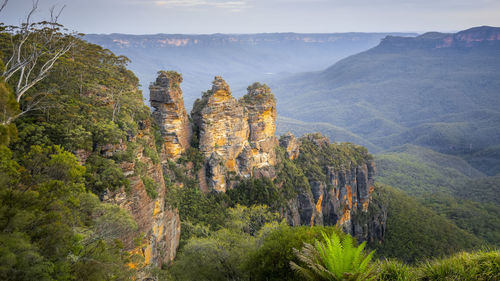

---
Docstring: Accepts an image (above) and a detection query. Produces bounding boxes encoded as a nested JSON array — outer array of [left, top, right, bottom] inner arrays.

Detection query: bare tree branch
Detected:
[[3, 0, 39, 81], [0, 0, 8, 14], [26, 0, 39, 26], [50, 4, 66, 23], [1, 0, 77, 125]]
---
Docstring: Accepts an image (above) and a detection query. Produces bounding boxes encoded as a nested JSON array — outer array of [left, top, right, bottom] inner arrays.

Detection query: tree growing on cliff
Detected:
[[0, 0, 77, 125]]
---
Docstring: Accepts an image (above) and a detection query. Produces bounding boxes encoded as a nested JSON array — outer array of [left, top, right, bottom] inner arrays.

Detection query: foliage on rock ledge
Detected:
[[297, 133, 373, 182]]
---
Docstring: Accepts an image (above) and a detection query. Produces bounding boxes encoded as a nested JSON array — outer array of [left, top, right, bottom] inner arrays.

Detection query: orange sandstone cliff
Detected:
[[150, 71, 191, 160], [191, 77, 277, 192], [149, 72, 384, 247], [101, 119, 180, 272]]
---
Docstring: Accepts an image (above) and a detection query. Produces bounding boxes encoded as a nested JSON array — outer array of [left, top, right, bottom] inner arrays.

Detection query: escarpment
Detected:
[[101, 119, 180, 271], [150, 72, 384, 244], [281, 133, 384, 242]]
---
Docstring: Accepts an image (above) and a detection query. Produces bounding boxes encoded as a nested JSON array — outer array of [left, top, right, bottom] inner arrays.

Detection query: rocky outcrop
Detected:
[[150, 71, 191, 160], [283, 133, 384, 243], [191, 77, 277, 192], [238, 83, 278, 179], [102, 119, 180, 270], [147, 71, 384, 244], [191, 77, 250, 192], [279, 132, 300, 160]]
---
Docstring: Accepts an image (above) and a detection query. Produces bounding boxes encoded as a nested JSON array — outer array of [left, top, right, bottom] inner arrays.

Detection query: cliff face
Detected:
[[283, 134, 385, 243], [103, 118, 180, 269], [148, 73, 384, 244], [150, 71, 191, 160], [191, 77, 277, 192], [102, 119, 180, 270], [279, 132, 300, 160], [239, 83, 278, 178]]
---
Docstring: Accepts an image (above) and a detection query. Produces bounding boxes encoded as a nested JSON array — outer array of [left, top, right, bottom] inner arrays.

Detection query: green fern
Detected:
[[290, 231, 376, 281]]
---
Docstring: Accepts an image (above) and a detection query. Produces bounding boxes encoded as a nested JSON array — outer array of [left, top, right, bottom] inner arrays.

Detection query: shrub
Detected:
[[142, 176, 158, 199], [418, 250, 500, 281], [245, 225, 347, 281], [227, 178, 284, 210], [84, 154, 129, 194], [143, 146, 159, 164], [376, 259, 415, 281], [134, 160, 147, 177], [177, 147, 205, 172]]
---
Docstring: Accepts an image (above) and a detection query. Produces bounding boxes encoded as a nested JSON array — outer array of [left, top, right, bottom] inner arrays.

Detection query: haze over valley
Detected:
[[85, 32, 416, 107], [1, 0, 500, 280]]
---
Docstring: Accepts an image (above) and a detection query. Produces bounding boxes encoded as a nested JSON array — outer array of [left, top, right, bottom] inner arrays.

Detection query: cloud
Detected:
[[153, 0, 248, 10]]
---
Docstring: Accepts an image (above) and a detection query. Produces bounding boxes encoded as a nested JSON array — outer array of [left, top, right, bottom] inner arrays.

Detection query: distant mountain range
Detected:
[[85, 27, 500, 175], [270, 26, 500, 175], [84, 32, 416, 107]]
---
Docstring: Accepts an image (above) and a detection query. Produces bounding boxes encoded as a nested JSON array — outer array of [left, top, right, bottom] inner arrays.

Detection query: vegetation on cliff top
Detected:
[[1, 5, 498, 280], [297, 133, 373, 182], [0, 14, 161, 278]]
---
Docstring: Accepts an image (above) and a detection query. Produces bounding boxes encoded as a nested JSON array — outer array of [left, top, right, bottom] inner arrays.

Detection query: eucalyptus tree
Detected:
[[0, 0, 77, 125]]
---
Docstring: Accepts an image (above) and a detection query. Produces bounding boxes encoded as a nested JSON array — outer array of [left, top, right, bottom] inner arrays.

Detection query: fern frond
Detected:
[[291, 231, 376, 281], [351, 241, 366, 268]]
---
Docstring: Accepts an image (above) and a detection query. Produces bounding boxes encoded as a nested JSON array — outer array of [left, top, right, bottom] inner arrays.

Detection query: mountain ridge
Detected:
[[270, 26, 500, 175], [379, 26, 500, 49], [84, 32, 417, 108]]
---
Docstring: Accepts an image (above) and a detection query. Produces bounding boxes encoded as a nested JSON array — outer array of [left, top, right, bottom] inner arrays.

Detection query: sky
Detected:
[[1, 0, 500, 34]]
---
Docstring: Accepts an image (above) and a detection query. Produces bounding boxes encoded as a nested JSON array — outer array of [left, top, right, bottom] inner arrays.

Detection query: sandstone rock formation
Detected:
[[191, 77, 250, 191], [283, 133, 384, 243], [191, 77, 277, 192], [150, 71, 191, 160], [102, 119, 180, 270], [279, 132, 300, 160], [239, 83, 278, 178], [148, 72, 384, 245]]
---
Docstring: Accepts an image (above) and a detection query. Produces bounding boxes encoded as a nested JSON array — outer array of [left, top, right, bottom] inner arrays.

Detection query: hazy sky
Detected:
[[2, 0, 500, 34]]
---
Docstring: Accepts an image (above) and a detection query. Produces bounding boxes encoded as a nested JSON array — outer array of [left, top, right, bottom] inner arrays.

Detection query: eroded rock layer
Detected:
[[279, 132, 300, 160], [150, 71, 191, 159], [191, 77, 277, 192], [239, 83, 278, 178], [148, 72, 383, 244], [283, 133, 384, 243], [102, 119, 180, 270]]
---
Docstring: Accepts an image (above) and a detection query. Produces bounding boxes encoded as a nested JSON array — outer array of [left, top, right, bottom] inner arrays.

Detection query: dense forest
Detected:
[[0, 4, 499, 281]]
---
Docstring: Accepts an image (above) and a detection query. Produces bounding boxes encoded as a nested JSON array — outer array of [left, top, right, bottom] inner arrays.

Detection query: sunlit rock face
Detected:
[[150, 71, 191, 160], [191, 76, 249, 192], [279, 132, 300, 160], [145, 69, 387, 256], [192, 77, 277, 192], [239, 83, 278, 179], [148, 72, 383, 245]]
